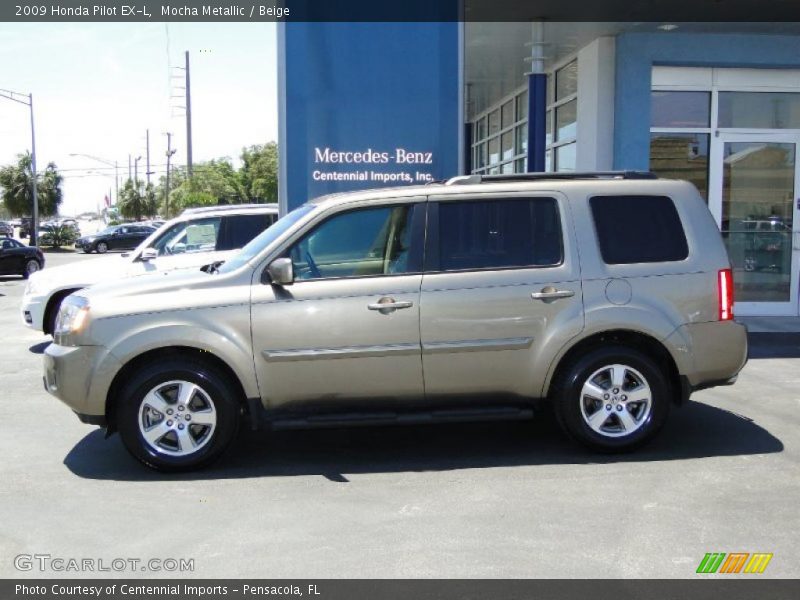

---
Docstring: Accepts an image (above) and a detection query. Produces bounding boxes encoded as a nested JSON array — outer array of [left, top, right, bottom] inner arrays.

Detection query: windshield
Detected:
[[95, 226, 118, 236], [217, 204, 315, 274]]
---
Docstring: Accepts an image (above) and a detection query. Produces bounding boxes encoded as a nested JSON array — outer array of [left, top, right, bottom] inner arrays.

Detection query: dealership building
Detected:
[[280, 20, 800, 317]]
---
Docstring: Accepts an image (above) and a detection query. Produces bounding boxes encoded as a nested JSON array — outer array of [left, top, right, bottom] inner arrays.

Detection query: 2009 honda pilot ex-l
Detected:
[[44, 172, 748, 471]]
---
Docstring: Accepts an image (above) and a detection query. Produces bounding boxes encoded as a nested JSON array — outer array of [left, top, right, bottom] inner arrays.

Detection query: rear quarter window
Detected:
[[590, 195, 688, 264]]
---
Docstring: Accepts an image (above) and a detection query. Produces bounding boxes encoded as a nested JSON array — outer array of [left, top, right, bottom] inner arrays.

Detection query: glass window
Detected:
[[488, 137, 500, 165], [590, 196, 688, 264], [555, 143, 576, 172], [150, 217, 221, 256], [515, 158, 526, 172], [718, 92, 800, 129], [438, 198, 562, 271], [556, 60, 578, 100], [515, 125, 527, 155], [556, 99, 577, 141], [545, 110, 552, 146], [488, 109, 500, 135], [502, 131, 514, 160], [501, 100, 514, 129], [650, 92, 711, 128], [501, 162, 514, 174], [649, 133, 710, 201], [545, 149, 552, 172], [476, 143, 486, 168], [218, 213, 276, 251], [476, 117, 486, 140], [516, 91, 528, 120], [290, 205, 417, 280]]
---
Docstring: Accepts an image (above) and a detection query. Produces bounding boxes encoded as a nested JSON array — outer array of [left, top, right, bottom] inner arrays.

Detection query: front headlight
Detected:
[[54, 296, 90, 340]]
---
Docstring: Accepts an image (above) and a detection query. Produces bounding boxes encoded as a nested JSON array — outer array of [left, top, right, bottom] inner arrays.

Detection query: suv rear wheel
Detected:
[[116, 359, 240, 471], [553, 346, 670, 452]]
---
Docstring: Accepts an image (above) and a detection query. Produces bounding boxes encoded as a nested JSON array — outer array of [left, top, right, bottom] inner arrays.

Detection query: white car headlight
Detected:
[[24, 274, 45, 296], [54, 296, 91, 337]]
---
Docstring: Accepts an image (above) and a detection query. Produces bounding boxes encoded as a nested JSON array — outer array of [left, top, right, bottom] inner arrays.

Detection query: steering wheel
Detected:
[[305, 251, 321, 278]]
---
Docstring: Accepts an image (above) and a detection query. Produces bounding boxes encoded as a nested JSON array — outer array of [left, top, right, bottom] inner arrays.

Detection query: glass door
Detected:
[[709, 133, 800, 316]]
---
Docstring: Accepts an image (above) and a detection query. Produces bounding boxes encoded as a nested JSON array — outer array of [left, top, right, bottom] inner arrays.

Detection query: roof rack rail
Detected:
[[181, 203, 278, 215], [444, 171, 657, 185]]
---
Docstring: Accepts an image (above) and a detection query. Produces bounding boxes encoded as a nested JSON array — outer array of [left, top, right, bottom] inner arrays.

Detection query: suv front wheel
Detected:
[[116, 359, 241, 471], [553, 346, 670, 452]]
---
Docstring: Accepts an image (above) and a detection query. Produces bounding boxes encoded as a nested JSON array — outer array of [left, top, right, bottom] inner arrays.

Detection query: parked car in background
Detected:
[[41, 174, 747, 471], [0, 221, 13, 237], [0, 238, 44, 278], [74, 224, 155, 254], [22, 203, 278, 334]]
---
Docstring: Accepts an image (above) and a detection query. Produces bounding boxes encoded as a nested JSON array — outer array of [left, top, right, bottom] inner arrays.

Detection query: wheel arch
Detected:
[[543, 329, 683, 405], [105, 345, 248, 432], [43, 288, 84, 334]]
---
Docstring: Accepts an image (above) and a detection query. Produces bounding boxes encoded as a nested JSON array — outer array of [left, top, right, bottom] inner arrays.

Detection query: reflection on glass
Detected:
[[515, 125, 527, 155], [501, 161, 514, 174], [556, 60, 577, 100], [545, 110, 552, 146], [649, 133, 710, 201], [650, 91, 711, 128], [545, 149, 552, 172], [721, 142, 794, 303], [502, 100, 514, 129], [516, 91, 528, 120], [488, 137, 499, 165], [488, 110, 500, 135], [719, 92, 800, 129], [555, 143, 576, 172], [556, 100, 577, 141], [515, 158, 525, 173], [502, 131, 513, 160]]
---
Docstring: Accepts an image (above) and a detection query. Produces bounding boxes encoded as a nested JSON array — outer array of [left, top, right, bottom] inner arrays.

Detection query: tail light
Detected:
[[718, 268, 734, 321]]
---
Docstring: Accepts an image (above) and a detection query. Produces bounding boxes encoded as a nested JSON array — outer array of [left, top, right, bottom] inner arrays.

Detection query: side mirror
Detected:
[[139, 247, 158, 262], [266, 257, 294, 286]]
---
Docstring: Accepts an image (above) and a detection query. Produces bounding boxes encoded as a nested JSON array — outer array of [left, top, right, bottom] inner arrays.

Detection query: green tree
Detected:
[[239, 142, 278, 203], [118, 178, 155, 221], [0, 152, 63, 217]]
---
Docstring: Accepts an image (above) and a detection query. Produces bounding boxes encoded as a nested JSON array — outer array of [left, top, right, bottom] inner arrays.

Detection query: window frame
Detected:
[[281, 202, 428, 283], [424, 196, 565, 274]]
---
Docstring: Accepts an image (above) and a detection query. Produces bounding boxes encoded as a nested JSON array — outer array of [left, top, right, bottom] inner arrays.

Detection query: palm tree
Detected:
[[0, 152, 63, 217]]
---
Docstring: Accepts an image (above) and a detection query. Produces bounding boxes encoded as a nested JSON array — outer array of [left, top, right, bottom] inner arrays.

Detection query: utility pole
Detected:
[[134, 156, 142, 192], [128, 154, 132, 180], [165, 132, 177, 217], [185, 50, 193, 178], [146, 129, 152, 186]]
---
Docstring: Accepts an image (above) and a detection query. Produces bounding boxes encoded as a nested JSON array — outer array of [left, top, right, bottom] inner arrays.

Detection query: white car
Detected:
[[21, 204, 278, 334]]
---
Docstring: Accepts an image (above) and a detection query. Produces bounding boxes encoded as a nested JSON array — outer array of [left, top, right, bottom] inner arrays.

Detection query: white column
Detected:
[[576, 37, 616, 171]]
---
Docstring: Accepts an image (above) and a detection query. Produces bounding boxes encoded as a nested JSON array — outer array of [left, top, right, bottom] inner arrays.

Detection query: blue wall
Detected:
[[280, 22, 461, 212], [614, 33, 800, 170]]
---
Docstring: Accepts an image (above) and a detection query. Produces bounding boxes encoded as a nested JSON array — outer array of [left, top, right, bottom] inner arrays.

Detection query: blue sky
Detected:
[[0, 22, 277, 215]]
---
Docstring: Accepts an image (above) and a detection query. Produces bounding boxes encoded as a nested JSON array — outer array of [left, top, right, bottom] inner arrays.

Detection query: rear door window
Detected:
[[217, 213, 276, 251], [435, 197, 562, 271], [590, 195, 688, 264]]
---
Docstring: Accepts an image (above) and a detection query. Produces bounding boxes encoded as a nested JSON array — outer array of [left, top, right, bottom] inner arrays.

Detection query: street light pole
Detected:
[[0, 88, 39, 246], [28, 93, 39, 247]]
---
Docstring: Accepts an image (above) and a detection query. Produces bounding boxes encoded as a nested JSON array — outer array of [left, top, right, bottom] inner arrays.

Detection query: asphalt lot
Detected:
[[0, 250, 798, 579]]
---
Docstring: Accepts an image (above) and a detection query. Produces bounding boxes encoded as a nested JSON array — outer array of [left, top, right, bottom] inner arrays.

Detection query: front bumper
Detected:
[[20, 294, 46, 331], [43, 342, 121, 421]]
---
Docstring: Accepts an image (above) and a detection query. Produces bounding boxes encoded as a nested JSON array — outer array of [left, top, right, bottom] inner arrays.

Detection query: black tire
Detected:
[[95, 241, 108, 254], [116, 358, 241, 472], [552, 346, 671, 452], [82, 246, 92, 254], [22, 259, 40, 279]]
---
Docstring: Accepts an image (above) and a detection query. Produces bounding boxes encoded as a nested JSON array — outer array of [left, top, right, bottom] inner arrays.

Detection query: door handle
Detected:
[[531, 287, 575, 301], [368, 297, 414, 313]]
